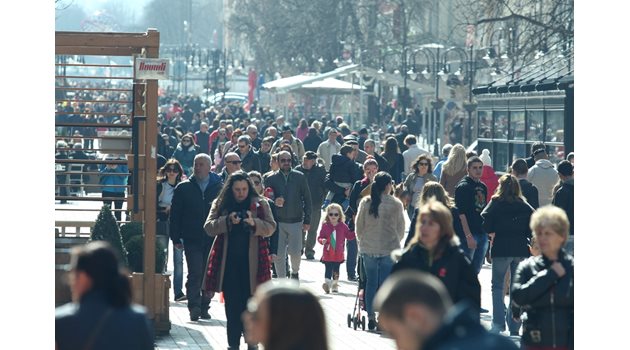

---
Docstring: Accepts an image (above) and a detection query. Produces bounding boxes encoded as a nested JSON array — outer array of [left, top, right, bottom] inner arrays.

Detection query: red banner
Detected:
[[247, 68, 257, 110]]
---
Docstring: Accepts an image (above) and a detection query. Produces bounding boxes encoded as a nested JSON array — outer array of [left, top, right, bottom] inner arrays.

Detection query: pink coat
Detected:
[[318, 222, 355, 262]]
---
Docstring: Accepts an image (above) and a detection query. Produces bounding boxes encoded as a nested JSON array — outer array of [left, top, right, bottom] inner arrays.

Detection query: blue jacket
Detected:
[[99, 164, 128, 193], [55, 290, 154, 350]]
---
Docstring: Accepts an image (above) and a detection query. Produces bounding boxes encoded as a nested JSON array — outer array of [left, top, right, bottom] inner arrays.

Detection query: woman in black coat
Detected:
[[381, 137, 405, 184], [511, 206, 573, 350], [303, 127, 323, 153], [391, 199, 480, 309], [481, 174, 534, 335]]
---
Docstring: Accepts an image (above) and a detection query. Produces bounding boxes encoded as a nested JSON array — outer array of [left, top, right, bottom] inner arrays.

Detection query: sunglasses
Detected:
[[165, 168, 179, 173], [419, 162, 429, 166], [252, 180, 261, 185], [227, 160, 242, 165], [328, 212, 340, 217], [279, 159, 292, 163]]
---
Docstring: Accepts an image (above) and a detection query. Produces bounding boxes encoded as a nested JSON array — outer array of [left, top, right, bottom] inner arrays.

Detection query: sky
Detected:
[[68, 0, 150, 14]]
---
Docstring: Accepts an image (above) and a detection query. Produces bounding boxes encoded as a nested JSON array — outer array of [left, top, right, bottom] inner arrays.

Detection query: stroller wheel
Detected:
[[361, 315, 366, 330], [353, 317, 358, 330], [347, 314, 352, 328]]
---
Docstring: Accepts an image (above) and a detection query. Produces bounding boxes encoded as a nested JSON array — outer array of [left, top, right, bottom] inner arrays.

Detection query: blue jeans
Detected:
[[346, 239, 358, 278], [470, 233, 489, 275], [491, 257, 524, 333], [361, 254, 394, 319], [173, 245, 184, 297]]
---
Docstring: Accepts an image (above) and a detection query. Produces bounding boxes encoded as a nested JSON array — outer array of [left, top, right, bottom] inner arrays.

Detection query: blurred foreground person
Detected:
[[512, 206, 574, 350], [56, 241, 154, 350], [243, 280, 329, 350], [374, 270, 517, 350]]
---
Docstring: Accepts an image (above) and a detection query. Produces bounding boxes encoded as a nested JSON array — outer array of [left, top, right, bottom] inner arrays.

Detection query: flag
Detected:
[[248, 68, 257, 107], [329, 229, 336, 252]]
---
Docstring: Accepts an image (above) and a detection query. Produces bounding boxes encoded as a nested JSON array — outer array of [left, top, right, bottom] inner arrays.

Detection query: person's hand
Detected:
[[321, 238, 327, 245], [466, 235, 477, 250], [243, 210, 255, 227], [303, 224, 310, 232], [174, 243, 184, 250], [229, 212, 241, 225], [164, 205, 171, 215], [551, 261, 566, 277], [275, 197, 285, 207]]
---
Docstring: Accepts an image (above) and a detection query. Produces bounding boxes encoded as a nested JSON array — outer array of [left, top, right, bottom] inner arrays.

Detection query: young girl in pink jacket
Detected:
[[318, 203, 356, 294]]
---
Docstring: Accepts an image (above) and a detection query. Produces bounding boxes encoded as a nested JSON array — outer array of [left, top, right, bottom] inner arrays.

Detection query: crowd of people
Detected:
[[56, 92, 574, 350]]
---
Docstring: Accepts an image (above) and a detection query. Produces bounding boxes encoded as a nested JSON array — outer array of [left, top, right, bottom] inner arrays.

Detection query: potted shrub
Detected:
[[125, 235, 167, 273], [90, 204, 128, 267]]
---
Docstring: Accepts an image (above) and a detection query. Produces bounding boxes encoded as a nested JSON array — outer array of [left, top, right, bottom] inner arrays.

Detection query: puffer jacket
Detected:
[[355, 194, 405, 256], [481, 198, 534, 258], [527, 159, 559, 206], [512, 250, 574, 349]]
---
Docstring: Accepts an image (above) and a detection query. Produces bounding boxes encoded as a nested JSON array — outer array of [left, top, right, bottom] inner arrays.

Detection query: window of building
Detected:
[[478, 110, 491, 138], [527, 110, 544, 141], [545, 110, 564, 142], [493, 111, 508, 139], [509, 111, 525, 140]]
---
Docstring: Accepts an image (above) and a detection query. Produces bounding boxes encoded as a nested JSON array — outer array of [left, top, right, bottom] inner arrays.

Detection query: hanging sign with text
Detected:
[[135, 58, 169, 80]]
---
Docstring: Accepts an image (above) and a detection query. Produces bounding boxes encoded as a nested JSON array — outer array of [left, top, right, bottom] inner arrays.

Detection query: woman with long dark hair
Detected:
[[56, 241, 153, 350], [156, 159, 186, 301], [380, 137, 405, 183], [204, 171, 276, 350], [481, 174, 534, 335], [355, 171, 405, 330], [243, 280, 329, 350]]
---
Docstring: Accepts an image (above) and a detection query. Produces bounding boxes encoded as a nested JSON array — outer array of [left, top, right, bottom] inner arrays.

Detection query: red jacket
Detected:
[[318, 222, 355, 262], [481, 165, 499, 203]]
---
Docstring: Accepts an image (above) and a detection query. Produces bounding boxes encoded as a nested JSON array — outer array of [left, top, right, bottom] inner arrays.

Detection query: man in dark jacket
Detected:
[[236, 135, 262, 173], [511, 158, 539, 209], [455, 156, 488, 274], [295, 151, 327, 260], [525, 142, 546, 168], [553, 160, 574, 255], [170, 154, 223, 321], [194, 122, 211, 155], [263, 151, 312, 281], [374, 271, 518, 350], [363, 139, 389, 171], [324, 145, 363, 207]]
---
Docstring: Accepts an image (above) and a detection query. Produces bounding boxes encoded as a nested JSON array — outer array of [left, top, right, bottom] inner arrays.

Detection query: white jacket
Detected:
[[527, 159, 559, 206]]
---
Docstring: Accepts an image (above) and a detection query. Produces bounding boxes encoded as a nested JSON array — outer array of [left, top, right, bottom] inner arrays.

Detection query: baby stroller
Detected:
[[347, 256, 367, 331]]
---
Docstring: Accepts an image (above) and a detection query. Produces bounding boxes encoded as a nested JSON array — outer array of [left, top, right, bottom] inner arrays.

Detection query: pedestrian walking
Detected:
[[318, 203, 355, 294]]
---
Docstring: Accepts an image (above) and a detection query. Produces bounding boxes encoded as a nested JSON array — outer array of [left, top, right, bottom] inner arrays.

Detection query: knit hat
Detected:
[[480, 149, 492, 166]]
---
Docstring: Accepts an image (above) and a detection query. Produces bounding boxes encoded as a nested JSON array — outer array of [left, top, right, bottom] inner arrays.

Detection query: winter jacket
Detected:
[[519, 178, 540, 209], [403, 171, 438, 208], [527, 159, 559, 206], [194, 130, 211, 154], [454, 176, 488, 236], [295, 163, 327, 207], [172, 143, 200, 176], [481, 198, 534, 258], [169, 173, 223, 245], [553, 179, 574, 236], [424, 302, 519, 350], [303, 134, 323, 153], [391, 242, 481, 308], [325, 158, 362, 206], [404, 207, 467, 251], [512, 250, 574, 349], [263, 169, 312, 224], [381, 152, 405, 183], [317, 222, 355, 262], [238, 149, 262, 173], [316, 140, 342, 171], [203, 197, 276, 295], [355, 194, 405, 256], [481, 165, 499, 202], [99, 164, 128, 193]]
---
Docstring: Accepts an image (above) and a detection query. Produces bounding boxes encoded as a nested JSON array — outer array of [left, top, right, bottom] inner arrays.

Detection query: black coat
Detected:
[[512, 251, 574, 349], [424, 302, 519, 350], [519, 178, 539, 209], [169, 173, 223, 245], [391, 243, 481, 308], [382, 152, 404, 183], [295, 163, 327, 207], [553, 180, 574, 236], [303, 134, 323, 153], [239, 149, 262, 173], [481, 199, 534, 258]]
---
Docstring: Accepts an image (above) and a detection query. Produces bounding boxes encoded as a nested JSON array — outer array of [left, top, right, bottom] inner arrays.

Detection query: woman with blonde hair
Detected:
[[481, 174, 534, 335], [439, 143, 468, 197], [512, 206, 573, 349], [391, 199, 481, 309]]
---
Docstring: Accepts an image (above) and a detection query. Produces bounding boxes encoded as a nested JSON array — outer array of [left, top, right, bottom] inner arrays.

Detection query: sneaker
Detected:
[[322, 282, 330, 294], [368, 318, 377, 331], [175, 294, 187, 302], [305, 254, 315, 260], [200, 310, 211, 320], [347, 275, 358, 282], [480, 307, 489, 313], [331, 281, 339, 293], [190, 308, 201, 321], [290, 273, 299, 280]]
